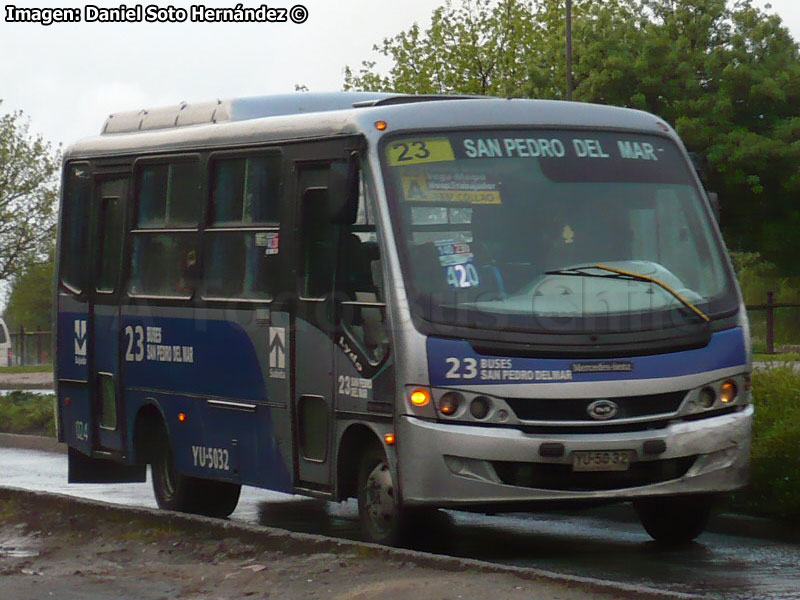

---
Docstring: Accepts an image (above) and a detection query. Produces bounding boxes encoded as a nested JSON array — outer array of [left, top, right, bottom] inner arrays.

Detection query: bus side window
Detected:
[[339, 173, 389, 363], [203, 153, 282, 300], [128, 158, 201, 298], [129, 233, 199, 297], [60, 164, 92, 294]]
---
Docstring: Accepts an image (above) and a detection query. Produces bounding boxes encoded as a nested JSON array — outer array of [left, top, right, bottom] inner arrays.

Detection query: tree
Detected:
[[343, 0, 800, 274], [2, 250, 53, 332], [0, 102, 60, 284], [343, 0, 544, 97]]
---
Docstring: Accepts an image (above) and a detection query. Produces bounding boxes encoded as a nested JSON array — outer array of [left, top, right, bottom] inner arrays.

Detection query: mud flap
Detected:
[[68, 447, 146, 483]]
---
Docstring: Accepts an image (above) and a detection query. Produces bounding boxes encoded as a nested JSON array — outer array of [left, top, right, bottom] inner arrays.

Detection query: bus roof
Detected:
[[65, 93, 677, 160]]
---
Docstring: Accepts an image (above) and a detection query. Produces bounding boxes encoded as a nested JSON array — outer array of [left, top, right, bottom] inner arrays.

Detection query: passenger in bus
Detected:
[[176, 248, 199, 295]]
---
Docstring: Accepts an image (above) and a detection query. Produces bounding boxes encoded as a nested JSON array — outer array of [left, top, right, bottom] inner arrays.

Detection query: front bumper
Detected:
[[397, 405, 752, 506]]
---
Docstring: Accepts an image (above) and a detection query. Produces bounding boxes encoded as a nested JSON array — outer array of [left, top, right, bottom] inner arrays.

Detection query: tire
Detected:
[[151, 423, 241, 518], [633, 494, 715, 546], [357, 444, 405, 545]]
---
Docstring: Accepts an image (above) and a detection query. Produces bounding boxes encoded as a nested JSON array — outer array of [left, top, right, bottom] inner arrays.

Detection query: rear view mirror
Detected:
[[302, 187, 329, 222], [328, 153, 360, 224]]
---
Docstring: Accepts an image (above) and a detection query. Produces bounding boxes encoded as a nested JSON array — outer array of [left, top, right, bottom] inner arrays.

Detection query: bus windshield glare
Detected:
[[381, 129, 735, 332]]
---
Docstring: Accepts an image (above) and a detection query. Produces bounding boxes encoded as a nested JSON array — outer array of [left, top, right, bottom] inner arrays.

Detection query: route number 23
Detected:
[[445, 357, 478, 379], [393, 140, 430, 162], [124, 325, 144, 362]]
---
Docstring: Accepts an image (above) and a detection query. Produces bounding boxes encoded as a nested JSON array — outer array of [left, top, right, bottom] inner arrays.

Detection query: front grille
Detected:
[[510, 405, 741, 434], [492, 456, 697, 491], [505, 390, 688, 422]]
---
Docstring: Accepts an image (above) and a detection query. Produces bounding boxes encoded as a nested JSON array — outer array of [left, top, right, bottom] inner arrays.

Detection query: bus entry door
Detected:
[[292, 164, 338, 490], [88, 176, 128, 454]]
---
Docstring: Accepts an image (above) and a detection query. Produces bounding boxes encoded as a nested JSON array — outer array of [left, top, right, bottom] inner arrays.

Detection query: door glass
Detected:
[[298, 167, 337, 299], [61, 164, 91, 293], [98, 373, 117, 430], [339, 172, 389, 364], [298, 395, 327, 461], [97, 190, 125, 293]]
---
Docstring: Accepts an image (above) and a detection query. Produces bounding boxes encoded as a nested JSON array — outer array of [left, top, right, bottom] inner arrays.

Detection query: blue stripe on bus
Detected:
[[56, 312, 292, 492], [427, 327, 747, 386]]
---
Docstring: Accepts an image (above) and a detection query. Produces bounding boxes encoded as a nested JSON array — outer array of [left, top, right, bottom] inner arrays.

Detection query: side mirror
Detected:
[[707, 191, 720, 223], [328, 153, 360, 224]]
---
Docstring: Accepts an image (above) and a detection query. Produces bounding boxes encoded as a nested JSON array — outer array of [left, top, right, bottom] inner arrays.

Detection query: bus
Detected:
[[55, 93, 752, 546]]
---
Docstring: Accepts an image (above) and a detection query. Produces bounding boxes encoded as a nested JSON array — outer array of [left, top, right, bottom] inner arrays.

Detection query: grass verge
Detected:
[[733, 365, 800, 520], [0, 364, 53, 374], [0, 391, 56, 436], [753, 353, 800, 362]]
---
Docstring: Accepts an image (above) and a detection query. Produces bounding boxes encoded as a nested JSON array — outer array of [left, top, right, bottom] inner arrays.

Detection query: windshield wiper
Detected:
[[544, 264, 710, 323]]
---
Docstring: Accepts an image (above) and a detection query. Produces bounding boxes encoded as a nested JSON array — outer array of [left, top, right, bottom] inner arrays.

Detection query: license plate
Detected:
[[572, 450, 633, 472]]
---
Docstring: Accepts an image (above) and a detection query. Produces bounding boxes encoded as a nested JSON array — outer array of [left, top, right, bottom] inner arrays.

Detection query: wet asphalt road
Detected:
[[2, 446, 799, 600]]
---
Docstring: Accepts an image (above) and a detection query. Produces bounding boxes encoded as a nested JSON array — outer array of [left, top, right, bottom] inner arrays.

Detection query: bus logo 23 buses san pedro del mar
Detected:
[[55, 92, 751, 546]]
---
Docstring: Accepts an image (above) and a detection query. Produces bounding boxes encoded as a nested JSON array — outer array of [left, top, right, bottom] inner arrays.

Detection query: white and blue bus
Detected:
[[56, 93, 752, 545]]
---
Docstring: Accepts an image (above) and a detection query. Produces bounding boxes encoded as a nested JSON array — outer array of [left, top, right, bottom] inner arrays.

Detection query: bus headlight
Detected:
[[699, 387, 716, 408], [469, 396, 492, 420], [438, 392, 463, 416]]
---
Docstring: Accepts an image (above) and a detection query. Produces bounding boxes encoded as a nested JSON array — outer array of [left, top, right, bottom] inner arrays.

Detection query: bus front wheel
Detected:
[[633, 494, 715, 545], [357, 444, 406, 545], [151, 424, 241, 518]]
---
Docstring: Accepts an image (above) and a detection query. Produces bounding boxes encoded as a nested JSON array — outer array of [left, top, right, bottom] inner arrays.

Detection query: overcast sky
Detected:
[[1, 0, 798, 148]]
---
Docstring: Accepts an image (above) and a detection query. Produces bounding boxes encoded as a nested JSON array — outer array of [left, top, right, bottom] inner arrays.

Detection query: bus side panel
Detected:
[[56, 307, 91, 454], [121, 307, 292, 493]]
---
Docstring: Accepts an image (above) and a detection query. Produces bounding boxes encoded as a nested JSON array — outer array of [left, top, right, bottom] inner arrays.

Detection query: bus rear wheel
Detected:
[[633, 494, 715, 546], [151, 424, 241, 518]]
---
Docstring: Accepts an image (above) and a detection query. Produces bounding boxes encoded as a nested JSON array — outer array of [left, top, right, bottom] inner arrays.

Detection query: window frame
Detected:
[[59, 161, 93, 296], [199, 148, 284, 304], [127, 154, 203, 300], [132, 154, 204, 230]]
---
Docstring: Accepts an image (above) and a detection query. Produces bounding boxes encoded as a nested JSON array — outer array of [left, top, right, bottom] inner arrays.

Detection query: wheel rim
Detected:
[[363, 461, 396, 538]]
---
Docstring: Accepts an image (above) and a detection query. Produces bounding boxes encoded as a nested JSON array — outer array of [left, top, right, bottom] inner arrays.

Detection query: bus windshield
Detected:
[[381, 129, 735, 332]]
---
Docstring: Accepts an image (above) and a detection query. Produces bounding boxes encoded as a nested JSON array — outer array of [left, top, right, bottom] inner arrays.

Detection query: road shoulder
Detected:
[[0, 487, 696, 600]]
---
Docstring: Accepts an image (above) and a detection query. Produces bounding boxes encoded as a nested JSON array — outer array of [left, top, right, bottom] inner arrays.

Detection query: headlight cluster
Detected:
[[405, 386, 507, 423], [689, 377, 743, 414]]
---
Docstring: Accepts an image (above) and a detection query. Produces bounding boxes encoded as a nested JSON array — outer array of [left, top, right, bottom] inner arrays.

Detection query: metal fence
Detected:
[[9, 327, 52, 366], [745, 291, 800, 355]]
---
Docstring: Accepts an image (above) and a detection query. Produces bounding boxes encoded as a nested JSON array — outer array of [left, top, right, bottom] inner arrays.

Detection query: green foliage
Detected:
[[0, 102, 60, 284], [739, 366, 800, 519], [344, 0, 800, 274], [2, 251, 54, 331], [344, 0, 544, 97], [0, 391, 55, 436]]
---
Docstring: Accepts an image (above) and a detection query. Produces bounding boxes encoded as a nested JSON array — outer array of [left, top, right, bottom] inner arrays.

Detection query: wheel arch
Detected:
[[132, 399, 167, 465], [335, 422, 385, 502]]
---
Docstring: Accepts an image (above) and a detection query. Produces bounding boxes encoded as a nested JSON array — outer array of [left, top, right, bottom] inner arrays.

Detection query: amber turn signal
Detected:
[[410, 388, 430, 407], [720, 380, 737, 403]]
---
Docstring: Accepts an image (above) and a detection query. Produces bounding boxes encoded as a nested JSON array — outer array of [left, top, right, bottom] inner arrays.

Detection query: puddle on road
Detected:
[[1, 547, 39, 558], [0, 533, 41, 559], [0, 543, 40, 559]]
